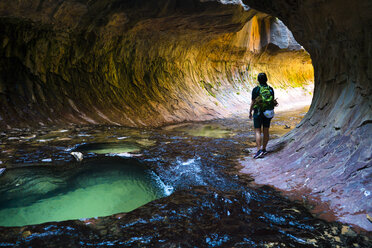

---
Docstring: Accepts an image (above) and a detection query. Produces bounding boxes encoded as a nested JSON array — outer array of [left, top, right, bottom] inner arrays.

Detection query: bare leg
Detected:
[[255, 128, 261, 150], [263, 127, 270, 150]]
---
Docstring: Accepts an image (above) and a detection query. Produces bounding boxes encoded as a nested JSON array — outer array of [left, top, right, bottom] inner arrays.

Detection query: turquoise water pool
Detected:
[[0, 158, 171, 226]]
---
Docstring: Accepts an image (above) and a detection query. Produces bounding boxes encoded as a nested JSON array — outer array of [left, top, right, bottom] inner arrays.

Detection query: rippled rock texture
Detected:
[[241, 0, 372, 231], [0, 0, 370, 234], [0, 0, 312, 128]]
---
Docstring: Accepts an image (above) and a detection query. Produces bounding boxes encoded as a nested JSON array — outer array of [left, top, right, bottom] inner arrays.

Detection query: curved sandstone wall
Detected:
[[0, 0, 370, 231], [241, 0, 372, 231], [0, 0, 312, 128]]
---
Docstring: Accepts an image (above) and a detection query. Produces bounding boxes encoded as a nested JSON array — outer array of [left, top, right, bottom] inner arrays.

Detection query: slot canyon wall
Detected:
[[0, 0, 313, 128], [241, 0, 372, 231], [0, 0, 370, 231]]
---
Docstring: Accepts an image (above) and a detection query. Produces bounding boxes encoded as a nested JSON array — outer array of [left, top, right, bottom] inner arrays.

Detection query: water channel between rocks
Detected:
[[0, 107, 371, 247]]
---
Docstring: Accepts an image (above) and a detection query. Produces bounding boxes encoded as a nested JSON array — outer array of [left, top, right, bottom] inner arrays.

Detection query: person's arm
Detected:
[[249, 100, 255, 119], [271, 86, 278, 107], [249, 87, 257, 119]]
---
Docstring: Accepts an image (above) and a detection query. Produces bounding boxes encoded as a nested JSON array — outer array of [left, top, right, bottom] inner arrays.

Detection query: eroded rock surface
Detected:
[[241, 0, 372, 231], [0, 0, 312, 128], [0, 0, 370, 235]]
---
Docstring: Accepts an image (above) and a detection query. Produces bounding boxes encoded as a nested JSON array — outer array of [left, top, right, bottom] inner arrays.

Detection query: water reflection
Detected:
[[269, 107, 309, 137], [164, 123, 234, 138]]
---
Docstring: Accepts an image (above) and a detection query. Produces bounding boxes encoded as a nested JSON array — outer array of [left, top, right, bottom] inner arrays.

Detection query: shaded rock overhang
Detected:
[[0, 0, 312, 128]]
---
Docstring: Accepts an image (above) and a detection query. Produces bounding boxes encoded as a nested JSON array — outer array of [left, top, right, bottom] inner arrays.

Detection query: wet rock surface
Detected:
[[238, 0, 372, 232], [0, 109, 371, 247], [240, 122, 372, 231]]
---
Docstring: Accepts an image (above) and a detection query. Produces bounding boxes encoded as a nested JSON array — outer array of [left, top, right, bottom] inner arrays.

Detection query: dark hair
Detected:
[[257, 73, 268, 85]]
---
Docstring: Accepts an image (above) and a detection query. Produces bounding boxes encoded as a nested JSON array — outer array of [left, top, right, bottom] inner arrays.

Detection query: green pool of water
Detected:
[[0, 158, 171, 227]]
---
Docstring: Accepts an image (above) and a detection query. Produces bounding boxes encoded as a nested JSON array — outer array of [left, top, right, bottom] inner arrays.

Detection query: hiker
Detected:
[[249, 72, 276, 159]]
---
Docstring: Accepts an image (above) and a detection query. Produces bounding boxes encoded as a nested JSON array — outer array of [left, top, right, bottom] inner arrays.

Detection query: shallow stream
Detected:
[[0, 107, 371, 247]]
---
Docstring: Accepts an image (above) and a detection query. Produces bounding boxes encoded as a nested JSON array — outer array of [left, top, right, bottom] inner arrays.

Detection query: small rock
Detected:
[[242, 148, 250, 153], [42, 158, 52, 162], [70, 152, 84, 162], [21, 134, 36, 140], [284, 125, 291, 129], [334, 236, 341, 242], [37, 139, 53, 143], [22, 230, 32, 238], [341, 225, 356, 237], [77, 133, 91, 137]]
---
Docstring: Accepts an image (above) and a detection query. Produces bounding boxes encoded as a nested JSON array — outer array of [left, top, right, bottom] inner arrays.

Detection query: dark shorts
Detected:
[[253, 114, 272, 129]]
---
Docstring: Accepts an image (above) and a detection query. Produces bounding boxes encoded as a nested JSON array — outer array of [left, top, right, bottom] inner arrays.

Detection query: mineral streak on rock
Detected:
[[0, 0, 312, 128]]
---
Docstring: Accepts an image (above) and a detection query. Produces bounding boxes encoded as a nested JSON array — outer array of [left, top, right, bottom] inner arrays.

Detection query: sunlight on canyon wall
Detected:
[[0, 0, 313, 128]]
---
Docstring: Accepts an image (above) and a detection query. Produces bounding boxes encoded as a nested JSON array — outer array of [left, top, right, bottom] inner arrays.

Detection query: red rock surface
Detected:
[[0, 0, 370, 233], [241, 0, 372, 231]]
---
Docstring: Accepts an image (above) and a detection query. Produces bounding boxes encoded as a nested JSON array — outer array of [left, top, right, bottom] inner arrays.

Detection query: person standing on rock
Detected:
[[249, 72, 276, 159]]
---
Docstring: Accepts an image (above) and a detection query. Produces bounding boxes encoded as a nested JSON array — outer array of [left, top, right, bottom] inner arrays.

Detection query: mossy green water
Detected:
[[0, 159, 171, 226]]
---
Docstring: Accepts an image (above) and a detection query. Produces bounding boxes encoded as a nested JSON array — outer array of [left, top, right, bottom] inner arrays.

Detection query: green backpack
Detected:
[[255, 85, 273, 111]]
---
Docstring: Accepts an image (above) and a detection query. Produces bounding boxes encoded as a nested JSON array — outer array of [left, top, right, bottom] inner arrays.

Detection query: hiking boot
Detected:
[[253, 149, 264, 159], [262, 149, 268, 156]]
